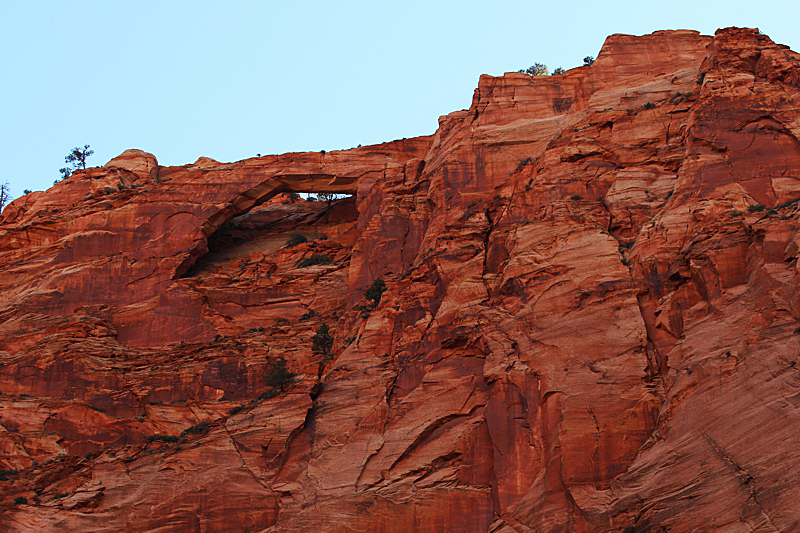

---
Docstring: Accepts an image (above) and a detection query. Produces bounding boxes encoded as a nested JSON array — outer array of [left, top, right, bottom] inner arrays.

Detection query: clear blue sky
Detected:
[[1, 0, 798, 199]]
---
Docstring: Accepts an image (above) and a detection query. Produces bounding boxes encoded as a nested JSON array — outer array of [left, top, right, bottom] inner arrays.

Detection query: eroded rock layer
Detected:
[[1, 27, 799, 533]]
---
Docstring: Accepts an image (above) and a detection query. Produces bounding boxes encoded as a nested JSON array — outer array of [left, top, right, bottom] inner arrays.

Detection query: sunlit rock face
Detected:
[[1, 27, 800, 533]]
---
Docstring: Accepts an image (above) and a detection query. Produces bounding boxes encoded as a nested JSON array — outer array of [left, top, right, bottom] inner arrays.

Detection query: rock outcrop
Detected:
[[1, 27, 799, 533]]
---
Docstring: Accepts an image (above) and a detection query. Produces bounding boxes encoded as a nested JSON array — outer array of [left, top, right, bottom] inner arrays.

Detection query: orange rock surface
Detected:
[[1, 27, 800, 532]]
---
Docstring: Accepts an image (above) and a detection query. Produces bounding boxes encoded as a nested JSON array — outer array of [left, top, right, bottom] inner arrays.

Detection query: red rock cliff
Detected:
[[1, 27, 799, 533]]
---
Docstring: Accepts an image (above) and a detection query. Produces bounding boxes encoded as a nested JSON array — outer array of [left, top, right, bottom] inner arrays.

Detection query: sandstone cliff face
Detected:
[[1, 27, 799, 533]]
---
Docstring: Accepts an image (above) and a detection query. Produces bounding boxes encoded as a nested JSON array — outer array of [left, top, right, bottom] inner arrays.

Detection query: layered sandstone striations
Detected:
[[1, 27, 799, 532]]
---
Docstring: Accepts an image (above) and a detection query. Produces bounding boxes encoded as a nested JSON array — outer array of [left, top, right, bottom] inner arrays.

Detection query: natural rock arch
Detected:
[[173, 172, 360, 278]]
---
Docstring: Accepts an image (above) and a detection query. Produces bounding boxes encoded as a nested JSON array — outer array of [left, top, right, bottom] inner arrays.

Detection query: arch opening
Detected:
[[179, 174, 360, 279]]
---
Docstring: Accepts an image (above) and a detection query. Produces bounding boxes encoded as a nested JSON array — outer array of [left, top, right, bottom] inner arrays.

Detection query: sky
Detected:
[[1, 0, 798, 200]]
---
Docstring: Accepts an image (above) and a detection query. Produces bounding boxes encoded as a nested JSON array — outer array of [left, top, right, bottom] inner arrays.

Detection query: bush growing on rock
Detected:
[[180, 421, 210, 437], [521, 64, 548, 76], [519, 63, 548, 76], [298, 253, 332, 268], [257, 389, 280, 401], [515, 157, 534, 173], [265, 356, 296, 392], [286, 233, 308, 247], [145, 434, 179, 443], [365, 278, 386, 306], [312, 324, 334, 363]]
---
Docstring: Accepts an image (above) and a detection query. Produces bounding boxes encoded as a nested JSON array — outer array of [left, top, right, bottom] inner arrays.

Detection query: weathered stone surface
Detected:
[[1, 27, 800, 532]]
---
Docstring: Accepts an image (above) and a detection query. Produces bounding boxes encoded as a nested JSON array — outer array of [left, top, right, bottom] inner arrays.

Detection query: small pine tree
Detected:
[[0, 182, 11, 211], [265, 357, 296, 392], [312, 324, 334, 362], [57, 144, 93, 183], [66, 144, 93, 170], [583, 56, 595, 66]]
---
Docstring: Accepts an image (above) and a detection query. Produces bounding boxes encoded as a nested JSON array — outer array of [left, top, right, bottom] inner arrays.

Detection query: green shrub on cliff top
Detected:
[[519, 63, 548, 76]]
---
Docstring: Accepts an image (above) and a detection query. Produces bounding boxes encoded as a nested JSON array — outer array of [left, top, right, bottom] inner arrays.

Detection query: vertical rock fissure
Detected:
[[482, 207, 495, 282]]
